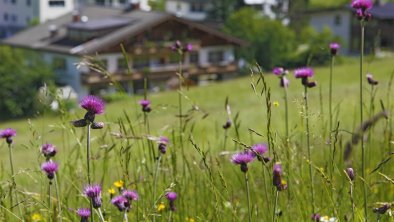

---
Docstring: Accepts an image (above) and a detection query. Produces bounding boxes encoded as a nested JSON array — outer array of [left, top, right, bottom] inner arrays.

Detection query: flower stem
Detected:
[[273, 190, 279, 222], [284, 84, 290, 199], [168, 210, 173, 222], [97, 208, 105, 222], [152, 155, 162, 222], [86, 123, 94, 222], [359, 21, 368, 221], [48, 181, 52, 222], [54, 175, 62, 222], [350, 182, 355, 221], [329, 55, 335, 215], [7, 143, 22, 217], [304, 85, 315, 214], [245, 173, 252, 222], [124, 211, 129, 222]]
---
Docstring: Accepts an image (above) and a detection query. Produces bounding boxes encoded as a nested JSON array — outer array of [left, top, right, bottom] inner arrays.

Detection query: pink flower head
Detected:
[[77, 208, 91, 218], [183, 43, 193, 52], [165, 191, 177, 201], [346, 168, 355, 181], [366, 73, 378, 85], [231, 152, 255, 173], [294, 67, 314, 78], [41, 161, 58, 180], [111, 195, 130, 211], [273, 67, 285, 76], [329, 42, 340, 56], [84, 184, 102, 208], [0, 128, 16, 139], [351, 0, 373, 11], [139, 99, 151, 107], [41, 143, 57, 158], [122, 190, 139, 201], [80, 95, 105, 115], [250, 143, 268, 156]]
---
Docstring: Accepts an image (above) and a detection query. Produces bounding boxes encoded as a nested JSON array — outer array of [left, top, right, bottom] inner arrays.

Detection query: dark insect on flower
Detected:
[[222, 119, 232, 129], [91, 122, 105, 129], [231, 152, 255, 173], [41, 161, 58, 180], [280, 76, 290, 88], [76, 208, 91, 222], [84, 184, 102, 208], [366, 73, 378, 85], [372, 203, 391, 215], [71, 119, 88, 128], [0, 128, 16, 145], [165, 192, 177, 211]]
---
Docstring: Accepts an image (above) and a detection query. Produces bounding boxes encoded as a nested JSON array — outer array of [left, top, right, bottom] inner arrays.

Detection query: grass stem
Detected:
[[245, 173, 252, 222], [304, 85, 315, 214]]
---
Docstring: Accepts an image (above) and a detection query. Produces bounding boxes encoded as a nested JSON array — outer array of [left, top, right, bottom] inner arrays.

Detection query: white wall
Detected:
[[39, 0, 75, 23], [165, 0, 207, 21], [309, 10, 352, 54]]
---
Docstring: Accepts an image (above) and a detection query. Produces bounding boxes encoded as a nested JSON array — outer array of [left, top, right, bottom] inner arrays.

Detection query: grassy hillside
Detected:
[[0, 56, 393, 221]]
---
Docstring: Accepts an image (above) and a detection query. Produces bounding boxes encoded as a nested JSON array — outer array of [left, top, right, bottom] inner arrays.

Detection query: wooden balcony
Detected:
[[81, 62, 238, 85]]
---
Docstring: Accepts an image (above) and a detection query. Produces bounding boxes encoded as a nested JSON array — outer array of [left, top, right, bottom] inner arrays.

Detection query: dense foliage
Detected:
[[0, 46, 53, 118]]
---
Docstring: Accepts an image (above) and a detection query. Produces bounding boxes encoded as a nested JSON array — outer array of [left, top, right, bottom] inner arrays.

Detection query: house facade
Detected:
[[308, 3, 394, 54], [0, 0, 75, 38], [165, 0, 211, 21], [3, 6, 245, 98]]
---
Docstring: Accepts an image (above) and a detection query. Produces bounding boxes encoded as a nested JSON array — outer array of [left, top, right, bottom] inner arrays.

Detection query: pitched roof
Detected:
[[2, 6, 245, 55]]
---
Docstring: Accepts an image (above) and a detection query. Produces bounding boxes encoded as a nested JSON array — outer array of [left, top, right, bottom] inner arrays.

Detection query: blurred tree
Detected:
[[224, 8, 296, 69], [208, 0, 238, 22], [0, 46, 53, 118]]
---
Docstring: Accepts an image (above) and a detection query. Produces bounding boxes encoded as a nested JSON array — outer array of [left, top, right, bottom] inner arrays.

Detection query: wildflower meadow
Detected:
[[0, 0, 393, 221]]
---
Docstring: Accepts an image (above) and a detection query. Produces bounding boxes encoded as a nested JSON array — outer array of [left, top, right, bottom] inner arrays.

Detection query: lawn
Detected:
[[0, 56, 393, 221]]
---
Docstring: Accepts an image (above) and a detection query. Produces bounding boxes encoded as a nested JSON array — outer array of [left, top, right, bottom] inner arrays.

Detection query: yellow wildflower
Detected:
[[108, 188, 116, 195], [273, 101, 279, 107], [114, 180, 124, 188], [31, 212, 43, 221], [186, 217, 196, 222], [157, 202, 166, 212]]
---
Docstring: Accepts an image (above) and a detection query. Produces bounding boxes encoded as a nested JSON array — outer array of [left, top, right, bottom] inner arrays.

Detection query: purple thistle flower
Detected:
[[77, 208, 91, 221], [280, 76, 290, 88], [41, 143, 57, 159], [84, 184, 102, 208], [352, 0, 373, 20], [294, 67, 314, 78], [329, 42, 340, 56], [273, 162, 287, 191], [250, 144, 268, 160], [166, 192, 177, 201], [346, 168, 355, 181], [165, 192, 177, 211], [311, 213, 321, 222], [139, 99, 152, 112], [122, 190, 139, 201], [183, 43, 193, 52], [0, 128, 16, 144], [231, 152, 255, 173], [111, 195, 130, 212], [41, 161, 58, 180], [366, 73, 378, 85], [273, 67, 285, 76], [351, 0, 373, 11], [80, 95, 105, 115]]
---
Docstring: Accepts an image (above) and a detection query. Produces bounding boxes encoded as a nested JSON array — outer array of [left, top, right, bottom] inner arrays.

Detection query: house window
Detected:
[[190, 3, 204, 12], [11, 0, 16, 4], [189, 52, 199, 64], [52, 57, 67, 70], [208, 51, 224, 64], [26, 0, 30, 6], [4, 13, 8, 21], [133, 56, 150, 70], [334, 15, 341, 26], [49, 0, 65, 7], [117, 57, 130, 71], [11, 14, 17, 22]]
